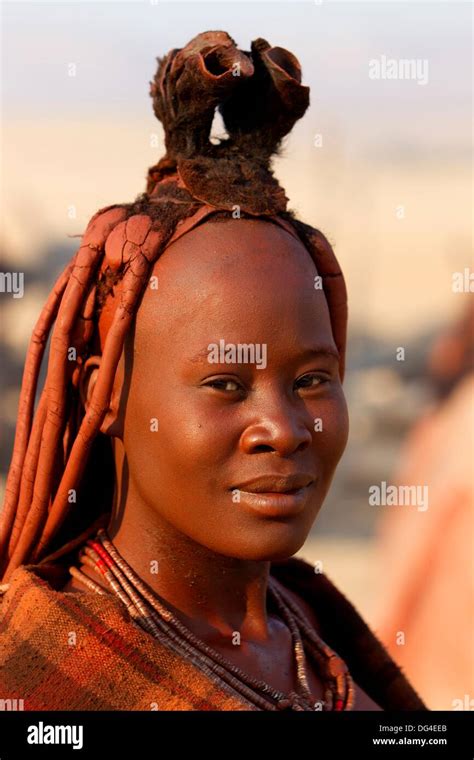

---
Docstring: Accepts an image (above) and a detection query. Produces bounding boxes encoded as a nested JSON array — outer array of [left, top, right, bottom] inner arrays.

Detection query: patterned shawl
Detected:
[[0, 555, 426, 711]]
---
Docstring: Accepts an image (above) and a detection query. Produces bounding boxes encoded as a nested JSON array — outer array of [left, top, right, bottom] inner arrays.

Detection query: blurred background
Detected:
[[0, 0, 472, 709]]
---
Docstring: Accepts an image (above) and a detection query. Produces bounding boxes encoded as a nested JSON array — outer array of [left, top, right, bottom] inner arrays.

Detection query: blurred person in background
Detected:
[[374, 300, 474, 710]]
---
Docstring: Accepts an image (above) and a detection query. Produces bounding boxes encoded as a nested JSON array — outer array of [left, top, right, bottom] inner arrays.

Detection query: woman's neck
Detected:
[[107, 478, 274, 645]]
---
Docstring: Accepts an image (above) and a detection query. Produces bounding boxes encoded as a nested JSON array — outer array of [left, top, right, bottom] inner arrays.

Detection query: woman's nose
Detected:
[[239, 402, 313, 457]]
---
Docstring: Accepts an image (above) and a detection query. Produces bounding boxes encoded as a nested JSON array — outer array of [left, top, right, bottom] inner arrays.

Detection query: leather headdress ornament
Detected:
[[95, 31, 348, 379]]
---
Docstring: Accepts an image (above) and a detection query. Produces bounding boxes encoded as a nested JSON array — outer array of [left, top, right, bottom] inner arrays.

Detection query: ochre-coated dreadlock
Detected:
[[0, 31, 347, 582]]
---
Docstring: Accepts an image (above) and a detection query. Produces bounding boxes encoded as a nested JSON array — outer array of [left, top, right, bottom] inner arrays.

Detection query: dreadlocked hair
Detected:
[[0, 31, 347, 581]]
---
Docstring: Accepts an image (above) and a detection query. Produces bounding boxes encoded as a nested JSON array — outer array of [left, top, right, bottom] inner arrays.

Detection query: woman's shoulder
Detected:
[[0, 562, 133, 708], [270, 555, 428, 711], [271, 566, 382, 710], [0, 563, 255, 711]]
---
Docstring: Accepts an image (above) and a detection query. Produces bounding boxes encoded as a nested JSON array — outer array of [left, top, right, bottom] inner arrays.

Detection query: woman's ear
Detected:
[[79, 355, 124, 437]]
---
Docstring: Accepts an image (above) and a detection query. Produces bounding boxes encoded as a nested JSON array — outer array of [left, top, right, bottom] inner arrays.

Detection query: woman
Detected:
[[0, 31, 426, 712]]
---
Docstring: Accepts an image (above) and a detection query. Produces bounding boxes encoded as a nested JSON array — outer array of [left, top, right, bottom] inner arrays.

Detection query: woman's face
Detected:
[[114, 218, 348, 560]]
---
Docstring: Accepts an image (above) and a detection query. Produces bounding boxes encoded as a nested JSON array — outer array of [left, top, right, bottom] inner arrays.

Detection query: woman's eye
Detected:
[[204, 379, 243, 392], [295, 373, 329, 390]]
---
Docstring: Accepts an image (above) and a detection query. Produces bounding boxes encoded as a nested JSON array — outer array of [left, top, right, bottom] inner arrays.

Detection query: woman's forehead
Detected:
[[132, 218, 331, 351], [148, 217, 317, 286]]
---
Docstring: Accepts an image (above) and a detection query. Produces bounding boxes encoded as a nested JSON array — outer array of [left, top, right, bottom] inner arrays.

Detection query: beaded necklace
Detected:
[[68, 529, 355, 712]]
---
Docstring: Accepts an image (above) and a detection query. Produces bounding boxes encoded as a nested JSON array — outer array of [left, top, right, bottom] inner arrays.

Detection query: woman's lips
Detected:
[[230, 474, 316, 518], [236, 486, 313, 518]]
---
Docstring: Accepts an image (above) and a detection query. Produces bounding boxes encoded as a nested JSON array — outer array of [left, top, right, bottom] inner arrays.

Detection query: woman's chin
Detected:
[[219, 525, 313, 563]]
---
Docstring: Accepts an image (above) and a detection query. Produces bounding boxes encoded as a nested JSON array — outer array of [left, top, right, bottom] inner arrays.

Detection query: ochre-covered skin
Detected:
[[101, 219, 348, 563]]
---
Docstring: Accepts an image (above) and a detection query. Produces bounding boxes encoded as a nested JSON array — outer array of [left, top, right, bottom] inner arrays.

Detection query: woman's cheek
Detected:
[[311, 391, 349, 468], [331, 393, 350, 463]]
